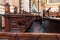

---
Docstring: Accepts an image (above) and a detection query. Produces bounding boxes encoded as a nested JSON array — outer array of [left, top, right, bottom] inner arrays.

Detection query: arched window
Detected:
[[29, 0, 42, 13]]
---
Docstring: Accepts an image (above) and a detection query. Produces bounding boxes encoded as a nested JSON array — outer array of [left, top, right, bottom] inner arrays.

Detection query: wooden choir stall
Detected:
[[2, 3, 41, 32]]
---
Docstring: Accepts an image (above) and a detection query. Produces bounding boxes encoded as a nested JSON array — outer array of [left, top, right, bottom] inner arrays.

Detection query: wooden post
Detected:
[[59, 6, 60, 13], [19, 0, 24, 14], [5, 3, 10, 13], [43, 10, 46, 17], [14, 7, 17, 14]]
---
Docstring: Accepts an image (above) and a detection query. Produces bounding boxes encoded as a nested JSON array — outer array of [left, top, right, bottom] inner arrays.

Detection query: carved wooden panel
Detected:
[[2, 14, 38, 32]]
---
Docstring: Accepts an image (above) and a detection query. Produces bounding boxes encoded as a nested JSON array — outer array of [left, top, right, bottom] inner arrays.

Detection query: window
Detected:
[[0, 0, 42, 14], [47, 0, 60, 4], [29, 0, 40, 13]]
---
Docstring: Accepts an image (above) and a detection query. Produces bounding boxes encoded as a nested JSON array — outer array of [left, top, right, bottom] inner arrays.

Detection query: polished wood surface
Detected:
[[43, 17, 60, 21], [0, 32, 60, 40]]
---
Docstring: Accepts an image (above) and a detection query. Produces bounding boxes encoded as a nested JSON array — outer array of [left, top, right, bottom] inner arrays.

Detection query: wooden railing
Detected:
[[0, 32, 60, 40]]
